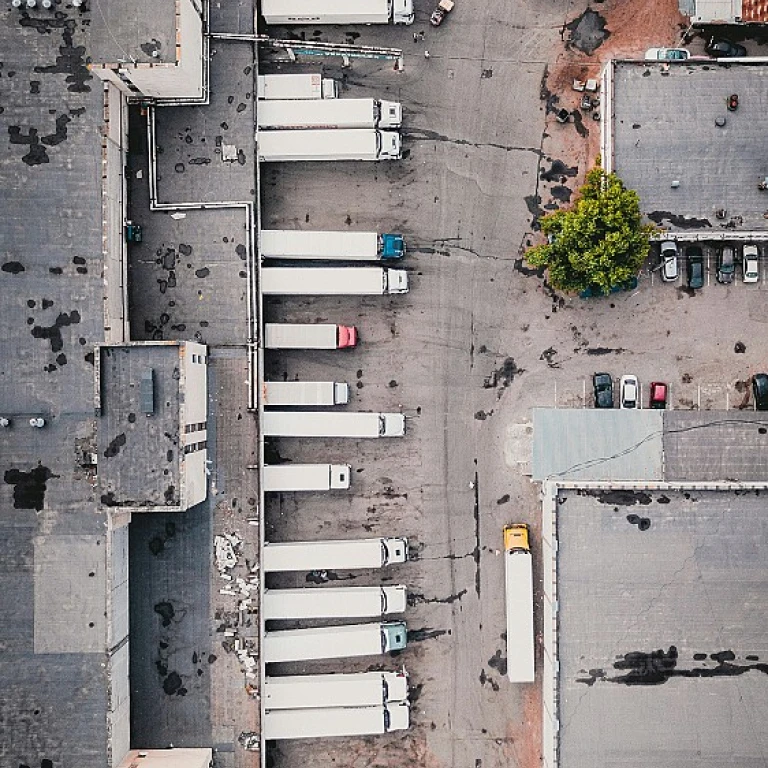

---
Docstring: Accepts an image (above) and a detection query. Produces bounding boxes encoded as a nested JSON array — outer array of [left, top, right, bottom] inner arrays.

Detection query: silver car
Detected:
[[660, 241, 679, 281]]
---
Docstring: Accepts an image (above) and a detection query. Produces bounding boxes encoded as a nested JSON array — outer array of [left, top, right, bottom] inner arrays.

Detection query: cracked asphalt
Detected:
[[258, 0, 768, 766]]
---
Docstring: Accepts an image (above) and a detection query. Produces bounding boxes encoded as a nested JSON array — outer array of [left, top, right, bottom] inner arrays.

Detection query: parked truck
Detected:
[[257, 129, 402, 162], [263, 536, 409, 572], [261, 266, 409, 295], [263, 702, 410, 740], [260, 229, 405, 262], [263, 585, 408, 620], [258, 98, 402, 130], [264, 621, 408, 662], [504, 523, 535, 683], [263, 323, 357, 349], [263, 670, 409, 709], [263, 381, 350, 406], [262, 411, 406, 438], [262, 0, 414, 25], [257, 73, 338, 100], [263, 463, 352, 492]]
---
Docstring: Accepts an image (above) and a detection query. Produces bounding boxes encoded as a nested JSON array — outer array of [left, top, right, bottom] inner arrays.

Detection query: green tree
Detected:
[[526, 165, 656, 295]]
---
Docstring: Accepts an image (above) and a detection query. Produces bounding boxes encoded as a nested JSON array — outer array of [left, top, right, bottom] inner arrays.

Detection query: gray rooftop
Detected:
[[532, 409, 664, 481], [557, 489, 768, 768], [98, 344, 182, 508], [87, 0, 178, 65], [0, 6, 111, 766], [612, 62, 768, 234]]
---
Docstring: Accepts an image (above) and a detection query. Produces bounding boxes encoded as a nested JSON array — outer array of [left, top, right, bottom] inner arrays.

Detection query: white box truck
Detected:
[[263, 702, 410, 740], [263, 585, 408, 620], [257, 129, 401, 162], [264, 463, 352, 492], [260, 230, 405, 262], [261, 266, 409, 295], [257, 73, 338, 100], [263, 381, 350, 406], [257, 98, 402, 130], [264, 621, 408, 662], [264, 323, 357, 349], [263, 670, 409, 709], [262, 0, 414, 25], [263, 537, 408, 572], [504, 524, 535, 683], [263, 411, 405, 438]]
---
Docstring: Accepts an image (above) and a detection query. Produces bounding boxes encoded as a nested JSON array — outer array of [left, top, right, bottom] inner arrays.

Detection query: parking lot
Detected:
[[257, 6, 768, 768]]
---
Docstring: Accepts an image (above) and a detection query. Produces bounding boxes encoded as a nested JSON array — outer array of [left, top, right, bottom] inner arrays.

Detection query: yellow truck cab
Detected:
[[503, 523, 530, 553]]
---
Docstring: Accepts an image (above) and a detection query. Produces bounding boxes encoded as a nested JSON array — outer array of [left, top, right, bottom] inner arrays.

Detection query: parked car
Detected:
[[649, 381, 668, 409], [620, 375, 639, 409], [593, 372, 614, 408], [753, 373, 768, 410], [686, 246, 704, 289], [743, 244, 759, 283], [430, 0, 454, 25], [660, 241, 679, 281], [706, 37, 747, 57], [716, 245, 735, 284], [645, 47, 690, 61]]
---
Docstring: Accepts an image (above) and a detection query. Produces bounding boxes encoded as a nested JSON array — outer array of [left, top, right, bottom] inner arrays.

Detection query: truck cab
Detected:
[[382, 621, 408, 652], [392, 0, 414, 23], [380, 233, 405, 260], [378, 130, 402, 160], [503, 523, 530, 553], [338, 325, 358, 348]]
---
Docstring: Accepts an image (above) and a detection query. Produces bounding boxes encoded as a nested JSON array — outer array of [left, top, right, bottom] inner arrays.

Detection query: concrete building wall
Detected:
[[103, 83, 130, 344], [180, 341, 208, 509]]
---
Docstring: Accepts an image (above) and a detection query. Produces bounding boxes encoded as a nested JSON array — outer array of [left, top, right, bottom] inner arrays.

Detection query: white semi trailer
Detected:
[[257, 98, 402, 130], [263, 411, 406, 438], [263, 381, 350, 406], [257, 129, 401, 162], [262, 0, 414, 25], [257, 73, 338, 100], [261, 266, 409, 295], [263, 323, 357, 349], [263, 463, 352, 492], [504, 524, 535, 683], [264, 621, 408, 662], [263, 537, 408, 572], [263, 702, 411, 740], [263, 585, 408, 620], [260, 229, 405, 261], [263, 670, 408, 709]]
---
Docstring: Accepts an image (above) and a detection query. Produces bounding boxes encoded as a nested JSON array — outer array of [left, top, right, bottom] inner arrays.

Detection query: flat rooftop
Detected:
[[0, 6, 110, 766], [87, 0, 177, 64], [611, 62, 768, 234], [533, 409, 768, 482], [557, 489, 768, 768], [98, 344, 182, 508]]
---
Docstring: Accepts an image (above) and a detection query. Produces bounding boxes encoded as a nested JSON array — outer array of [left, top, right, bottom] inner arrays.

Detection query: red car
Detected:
[[649, 381, 667, 409]]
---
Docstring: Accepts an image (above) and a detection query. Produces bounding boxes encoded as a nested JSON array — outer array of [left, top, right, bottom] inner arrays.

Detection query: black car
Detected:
[[593, 372, 614, 408], [706, 37, 747, 58], [686, 246, 704, 289], [716, 245, 735, 284], [753, 373, 768, 410]]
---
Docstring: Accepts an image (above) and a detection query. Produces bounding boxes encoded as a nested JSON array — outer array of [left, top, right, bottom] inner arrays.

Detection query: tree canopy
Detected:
[[526, 165, 656, 295]]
